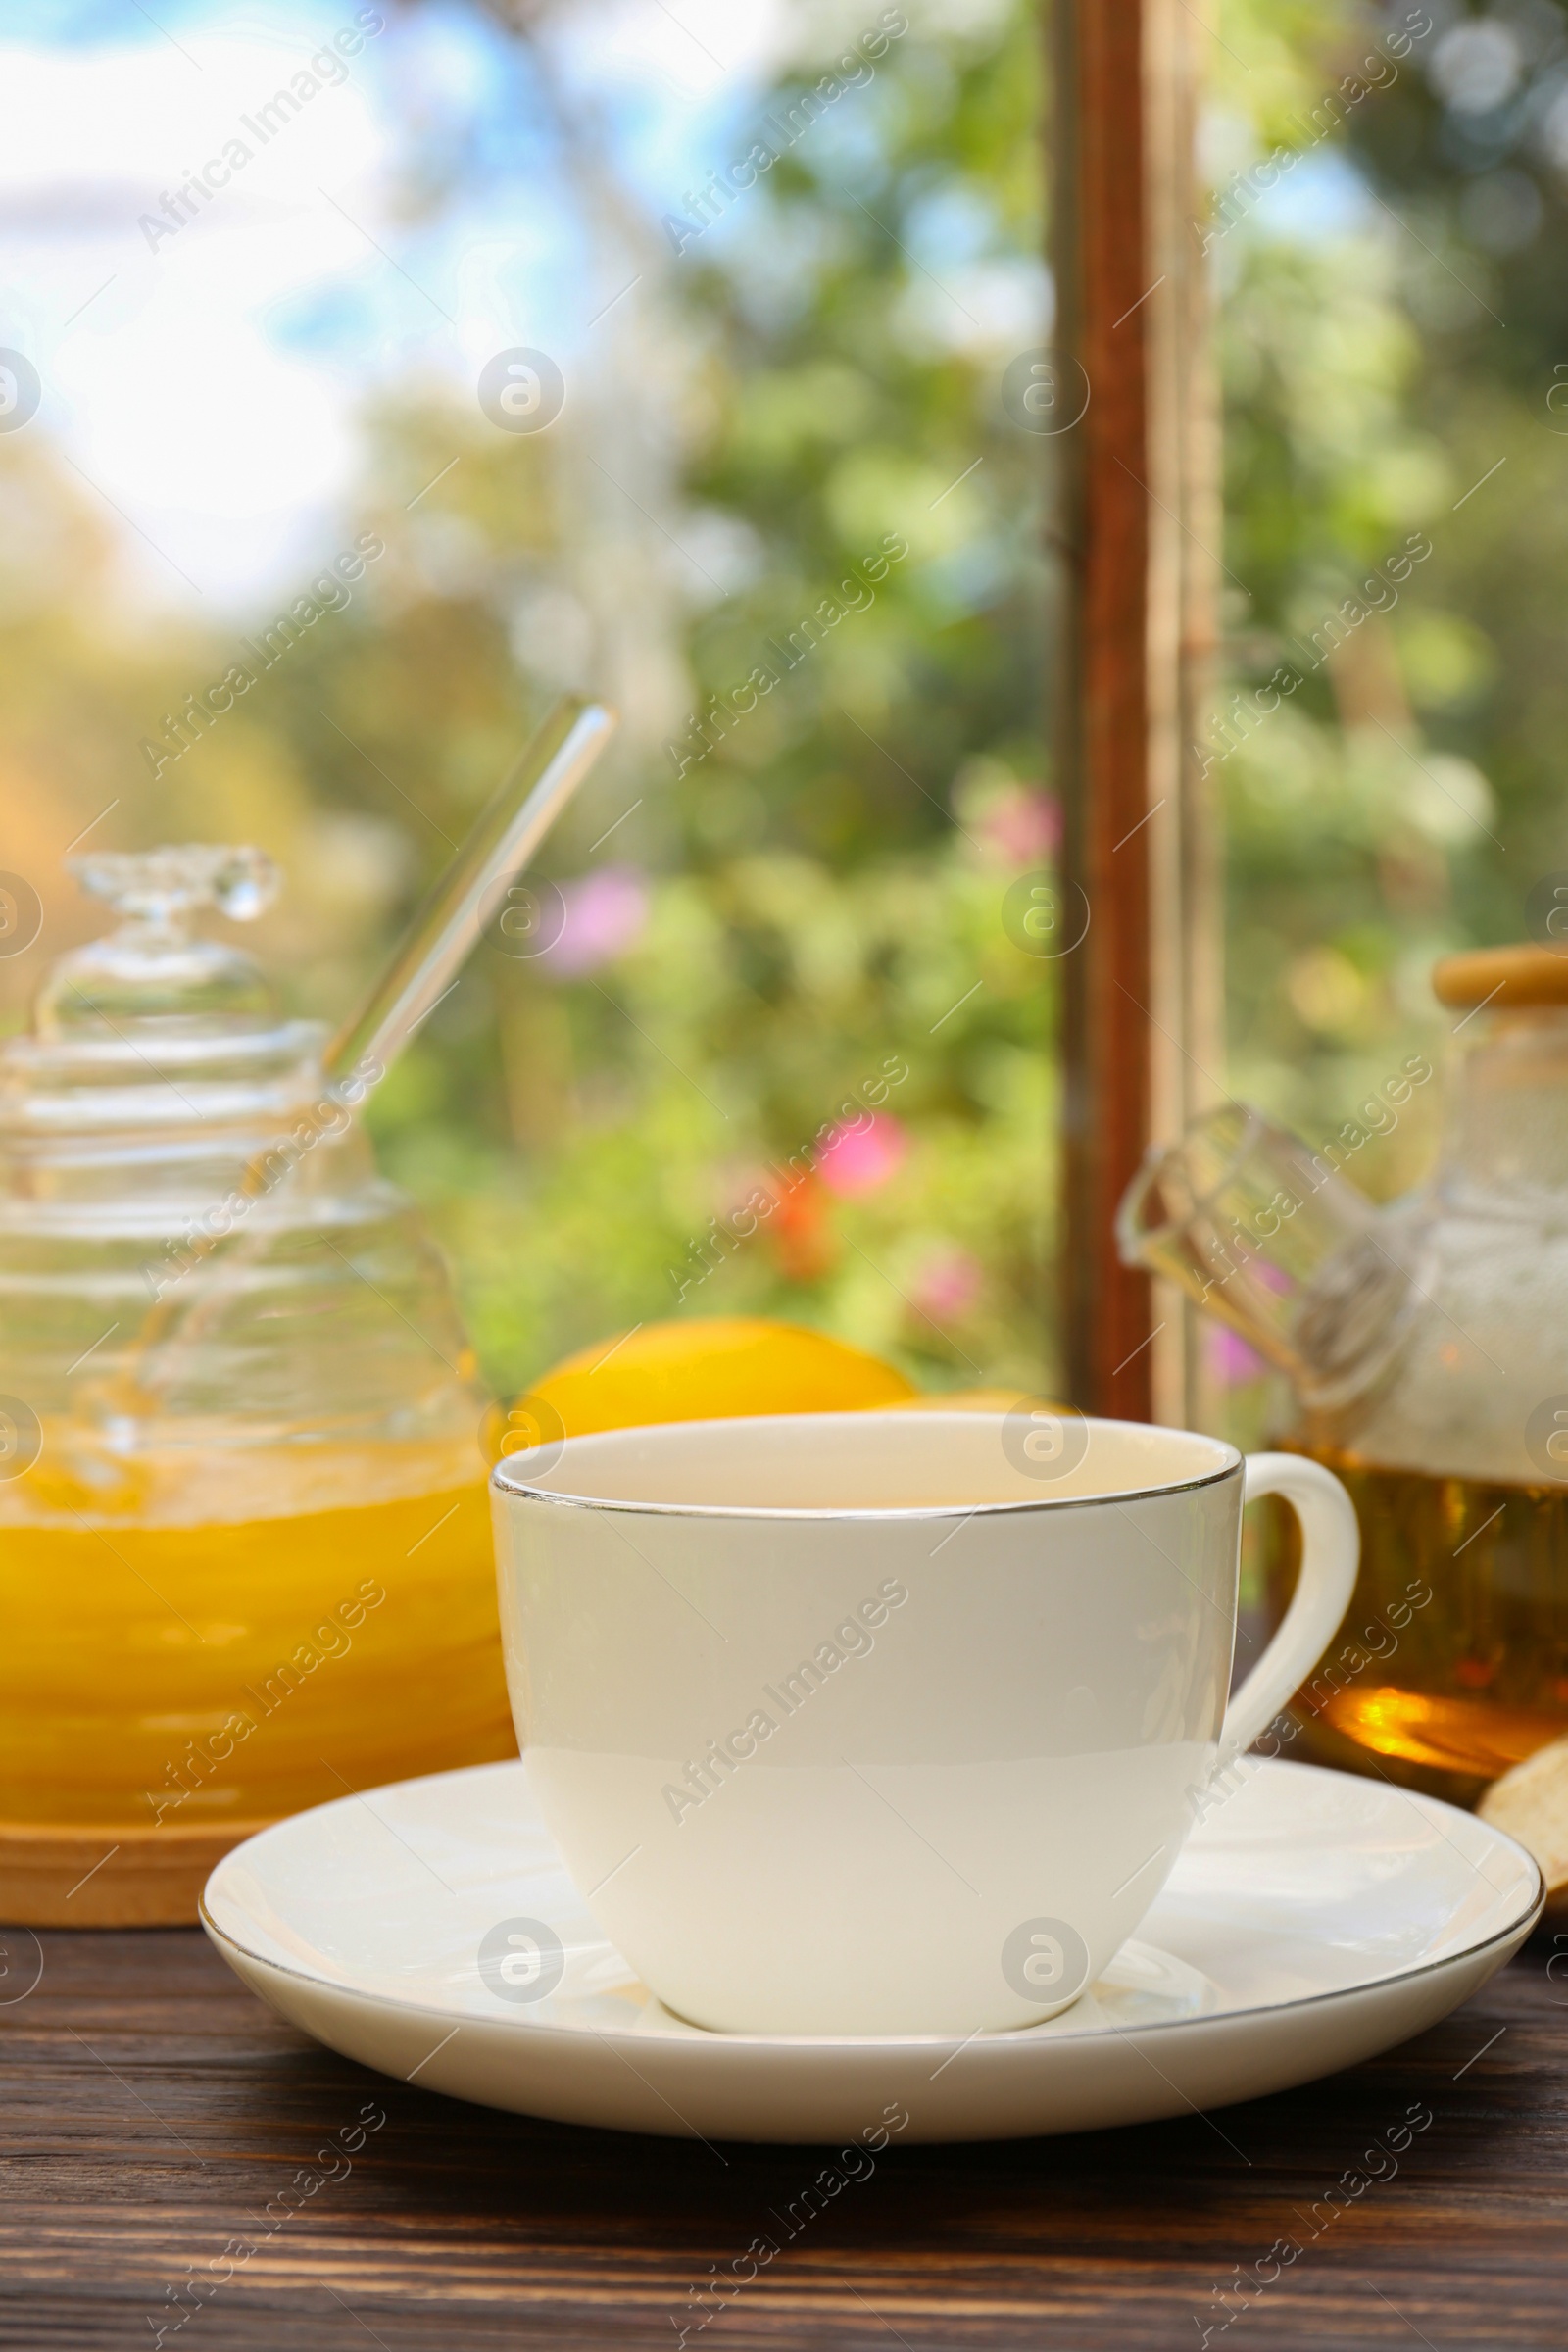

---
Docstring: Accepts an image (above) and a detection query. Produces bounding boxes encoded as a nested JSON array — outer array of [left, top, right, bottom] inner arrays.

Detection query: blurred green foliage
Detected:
[[1215, 0, 1568, 1221], [384, 0, 1055, 1396], [0, 0, 1052, 1403], [7, 0, 1563, 1413]]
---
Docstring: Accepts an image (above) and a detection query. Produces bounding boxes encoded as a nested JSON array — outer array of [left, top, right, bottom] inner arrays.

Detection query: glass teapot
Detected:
[[1119, 944, 1568, 1804], [0, 846, 513, 1893]]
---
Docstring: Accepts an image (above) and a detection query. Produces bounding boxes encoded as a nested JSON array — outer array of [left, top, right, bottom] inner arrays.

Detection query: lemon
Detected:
[[489, 1315, 916, 1458], [899, 1387, 1037, 1414]]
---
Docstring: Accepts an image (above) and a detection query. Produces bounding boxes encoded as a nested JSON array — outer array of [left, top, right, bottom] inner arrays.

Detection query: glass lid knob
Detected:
[[34, 844, 284, 1038]]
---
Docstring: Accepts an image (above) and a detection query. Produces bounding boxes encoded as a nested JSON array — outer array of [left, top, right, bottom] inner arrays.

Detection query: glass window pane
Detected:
[[0, 0, 1054, 1404]]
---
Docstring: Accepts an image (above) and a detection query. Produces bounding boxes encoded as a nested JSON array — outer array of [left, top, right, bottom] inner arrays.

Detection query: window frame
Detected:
[[1053, 0, 1221, 1423]]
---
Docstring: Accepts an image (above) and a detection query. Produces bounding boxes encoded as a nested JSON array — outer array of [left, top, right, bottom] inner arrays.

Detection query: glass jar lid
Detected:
[[0, 845, 325, 1149]]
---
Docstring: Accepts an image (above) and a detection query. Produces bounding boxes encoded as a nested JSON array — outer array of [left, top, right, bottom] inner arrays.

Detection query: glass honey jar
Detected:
[[0, 846, 513, 1919]]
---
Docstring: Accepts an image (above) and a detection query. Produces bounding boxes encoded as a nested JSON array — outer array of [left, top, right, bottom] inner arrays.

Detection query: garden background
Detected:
[[0, 0, 1557, 1420]]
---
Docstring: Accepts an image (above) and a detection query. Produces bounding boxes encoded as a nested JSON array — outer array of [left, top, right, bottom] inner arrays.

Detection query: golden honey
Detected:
[[0, 1438, 514, 1828]]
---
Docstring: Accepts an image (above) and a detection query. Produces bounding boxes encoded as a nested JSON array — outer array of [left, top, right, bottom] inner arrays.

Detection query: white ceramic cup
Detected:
[[491, 1409, 1357, 2037]]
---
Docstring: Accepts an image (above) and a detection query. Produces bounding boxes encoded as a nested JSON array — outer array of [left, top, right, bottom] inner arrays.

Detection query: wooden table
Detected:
[[2, 1923, 1564, 2349]]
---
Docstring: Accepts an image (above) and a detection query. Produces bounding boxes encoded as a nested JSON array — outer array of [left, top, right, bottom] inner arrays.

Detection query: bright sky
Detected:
[[0, 0, 783, 614]]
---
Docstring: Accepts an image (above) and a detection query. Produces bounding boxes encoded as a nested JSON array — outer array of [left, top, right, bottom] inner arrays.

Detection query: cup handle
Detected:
[[1219, 1452, 1359, 1762]]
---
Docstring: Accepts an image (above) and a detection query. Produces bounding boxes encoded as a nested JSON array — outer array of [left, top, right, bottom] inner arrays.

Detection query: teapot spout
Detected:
[[1116, 1102, 1412, 1408]]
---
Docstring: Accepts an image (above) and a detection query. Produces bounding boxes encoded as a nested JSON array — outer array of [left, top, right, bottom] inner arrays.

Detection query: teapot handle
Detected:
[[1221, 1453, 1359, 1761]]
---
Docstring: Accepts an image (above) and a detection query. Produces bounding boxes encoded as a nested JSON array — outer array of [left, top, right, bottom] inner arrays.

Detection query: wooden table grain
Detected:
[[1, 1922, 1564, 2351]]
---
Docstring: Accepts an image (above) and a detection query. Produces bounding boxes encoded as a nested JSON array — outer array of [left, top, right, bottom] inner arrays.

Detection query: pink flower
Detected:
[[1208, 1325, 1265, 1387], [539, 865, 649, 979], [816, 1112, 907, 1196], [979, 787, 1060, 867], [910, 1246, 983, 1321]]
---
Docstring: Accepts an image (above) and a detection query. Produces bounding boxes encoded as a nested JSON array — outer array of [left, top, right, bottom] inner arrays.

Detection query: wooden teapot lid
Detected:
[[1431, 944, 1568, 1010]]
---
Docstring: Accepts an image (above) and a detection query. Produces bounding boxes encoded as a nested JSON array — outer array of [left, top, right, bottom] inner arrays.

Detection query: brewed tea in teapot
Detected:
[[1120, 945, 1568, 1801]]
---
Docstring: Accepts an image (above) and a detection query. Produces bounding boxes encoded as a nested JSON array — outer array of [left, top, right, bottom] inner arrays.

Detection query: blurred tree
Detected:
[[0, 0, 1054, 1403], [352, 0, 1057, 1393], [23, 0, 1556, 1423], [1208, 1, 1564, 1182]]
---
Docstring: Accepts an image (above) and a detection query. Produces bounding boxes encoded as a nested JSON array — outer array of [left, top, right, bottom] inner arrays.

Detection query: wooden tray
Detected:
[[0, 1818, 273, 1927]]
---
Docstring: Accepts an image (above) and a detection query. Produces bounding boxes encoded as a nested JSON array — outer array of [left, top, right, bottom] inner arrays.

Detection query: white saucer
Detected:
[[202, 1757, 1543, 2145]]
